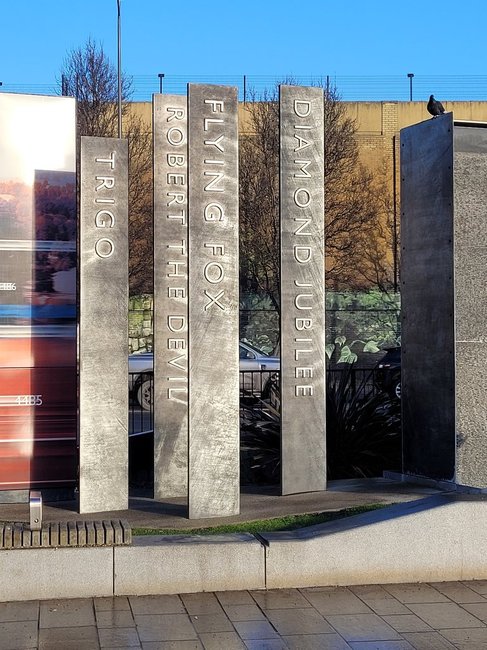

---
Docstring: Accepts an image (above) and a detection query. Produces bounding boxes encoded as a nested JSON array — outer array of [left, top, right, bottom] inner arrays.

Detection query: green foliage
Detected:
[[240, 367, 401, 484], [326, 290, 400, 364], [326, 336, 381, 364], [240, 401, 280, 485], [132, 504, 388, 537], [326, 367, 401, 479]]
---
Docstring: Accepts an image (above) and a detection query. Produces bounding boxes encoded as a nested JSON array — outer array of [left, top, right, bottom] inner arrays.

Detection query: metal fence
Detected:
[[5, 74, 487, 102], [129, 367, 386, 436]]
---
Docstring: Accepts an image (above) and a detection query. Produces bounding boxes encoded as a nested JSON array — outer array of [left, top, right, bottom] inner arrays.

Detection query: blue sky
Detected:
[[1, 1, 486, 100]]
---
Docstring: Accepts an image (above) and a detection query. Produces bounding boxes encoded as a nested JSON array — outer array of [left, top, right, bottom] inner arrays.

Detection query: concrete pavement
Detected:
[[2, 581, 487, 649], [0, 479, 441, 531]]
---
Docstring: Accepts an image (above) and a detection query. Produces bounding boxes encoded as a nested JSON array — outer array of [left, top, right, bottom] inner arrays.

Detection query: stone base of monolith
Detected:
[[400, 114, 487, 488]]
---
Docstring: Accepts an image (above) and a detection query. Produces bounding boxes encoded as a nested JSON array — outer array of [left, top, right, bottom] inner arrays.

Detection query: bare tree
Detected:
[[239, 83, 393, 311], [59, 39, 153, 294]]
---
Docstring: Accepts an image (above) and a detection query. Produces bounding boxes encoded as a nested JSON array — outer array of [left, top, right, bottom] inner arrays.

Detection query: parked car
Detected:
[[128, 352, 153, 411], [374, 347, 401, 400], [129, 342, 280, 410]]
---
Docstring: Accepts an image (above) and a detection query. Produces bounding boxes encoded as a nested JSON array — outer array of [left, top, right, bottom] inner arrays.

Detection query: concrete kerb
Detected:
[[2, 493, 487, 602], [261, 493, 487, 589]]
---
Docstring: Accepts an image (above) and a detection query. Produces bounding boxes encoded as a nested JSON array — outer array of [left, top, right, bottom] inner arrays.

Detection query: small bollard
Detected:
[[29, 491, 42, 531]]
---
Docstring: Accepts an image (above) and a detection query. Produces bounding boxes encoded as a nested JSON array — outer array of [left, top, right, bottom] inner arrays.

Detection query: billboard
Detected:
[[0, 93, 77, 491]]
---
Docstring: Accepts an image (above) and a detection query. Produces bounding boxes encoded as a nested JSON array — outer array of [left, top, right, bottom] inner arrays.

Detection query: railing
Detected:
[[9, 74, 487, 102], [129, 367, 385, 436]]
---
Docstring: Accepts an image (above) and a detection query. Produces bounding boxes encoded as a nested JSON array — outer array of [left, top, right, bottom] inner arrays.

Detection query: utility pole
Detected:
[[117, 0, 122, 137], [407, 73, 414, 102]]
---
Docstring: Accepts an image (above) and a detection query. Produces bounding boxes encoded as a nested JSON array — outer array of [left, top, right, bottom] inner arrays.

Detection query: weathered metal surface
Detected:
[[79, 137, 129, 513], [453, 125, 487, 488], [279, 85, 326, 495], [188, 84, 240, 518], [400, 114, 455, 479], [153, 94, 188, 498]]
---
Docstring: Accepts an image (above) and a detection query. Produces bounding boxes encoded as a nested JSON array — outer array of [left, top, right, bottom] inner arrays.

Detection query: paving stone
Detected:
[[242, 640, 287, 650], [39, 598, 96, 628], [0, 600, 39, 623], [77, 521, 87, 546], [41, 524, 50, 547], [96, 608, 135, 628], [3, 524, 13, 549], [197, 631, 246, 649], [0, 620, 37, 649], [180, 593, 223, 615], [86, 521, 96, 546], [121, 519, 132, 544], [13, 522, 22, 548], [401, 631, 458, 649], [68, 521, 77, 546], [221, 604, 265, 621], [103, 520, 114, 545], [407, 602, 485, 629], [215, 591, 255, 606], [349, 585, 412, 615], [59, 521, 68, 546], [264, 607, 333, 635], [382, 584, 449, 604], [282, 634, 352, 649], [439, 626, 487, 647], [99, 626, 141, 647], [383, 614, 433, 633], [95, 596, 131, 612], [50, 522, 59, 546], [113, 520, 124, 545], [141, 642, 203, 650], [250, 589, 311, 610], [348, 642, 414, 649], [233, 620, 279, 640], [189, 612, 233, 634], [38, 625, 100, 649], [462, 602, 487, 622], [429, 582, 487, 603], [129, 595, 185, 615], [462, 580, 487, 595], [21, 526, 32, 548], [302, 587, 373, 616], [95, 521, 105, 545], [135, 613, 198, 642], [325, 613, 403, 643]]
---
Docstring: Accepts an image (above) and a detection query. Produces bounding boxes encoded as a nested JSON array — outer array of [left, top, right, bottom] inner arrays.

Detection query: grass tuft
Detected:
[[132, 503, 389, 537]]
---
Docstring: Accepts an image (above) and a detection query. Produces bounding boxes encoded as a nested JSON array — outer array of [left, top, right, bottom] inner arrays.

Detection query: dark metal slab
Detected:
[[400, 114, 455, 480], [187, 84, 240, 518], [79, 137, 129, 513], [153, 94, 188, 499], [279, 85, 326, 495]]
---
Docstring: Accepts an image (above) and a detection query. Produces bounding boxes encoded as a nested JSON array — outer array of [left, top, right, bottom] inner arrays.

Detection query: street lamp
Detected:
[[158, 73, 165, 94], [117, 0, 122, 138], [407, 73, 414, 102]]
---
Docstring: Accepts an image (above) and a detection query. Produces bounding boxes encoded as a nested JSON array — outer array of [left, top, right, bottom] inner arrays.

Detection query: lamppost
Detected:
[[407, 73, 414, 102], [117, 0, 122, 138], [158, 73, 164, 94]]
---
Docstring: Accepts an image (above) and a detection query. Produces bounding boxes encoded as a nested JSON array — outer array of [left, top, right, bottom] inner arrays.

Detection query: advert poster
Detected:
[[0, 93, 77, 490]]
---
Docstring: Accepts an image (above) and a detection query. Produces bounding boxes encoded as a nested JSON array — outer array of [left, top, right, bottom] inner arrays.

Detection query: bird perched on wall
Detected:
[[427, 95, 446, 117]]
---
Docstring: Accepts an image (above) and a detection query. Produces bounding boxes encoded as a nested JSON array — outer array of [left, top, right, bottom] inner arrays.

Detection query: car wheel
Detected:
[[388, 373, 401, 401], [394, 380, 401, 400], [136, 378, 152, 411]]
